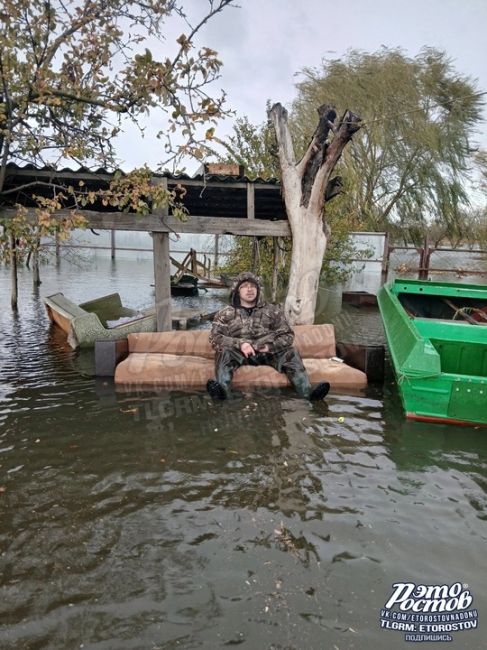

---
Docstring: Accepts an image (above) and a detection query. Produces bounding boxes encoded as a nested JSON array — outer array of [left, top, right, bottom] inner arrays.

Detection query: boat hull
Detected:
[[378, 279, 487, 427]]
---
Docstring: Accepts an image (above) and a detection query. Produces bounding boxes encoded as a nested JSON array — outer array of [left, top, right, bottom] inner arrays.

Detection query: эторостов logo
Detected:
[[379, 582, 479, 642]]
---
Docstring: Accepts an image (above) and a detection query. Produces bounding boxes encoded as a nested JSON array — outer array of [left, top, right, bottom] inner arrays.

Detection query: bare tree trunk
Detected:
[[269, 103, 361, 324], [10, 232, 18, 310], [285, 212, 327, 322]]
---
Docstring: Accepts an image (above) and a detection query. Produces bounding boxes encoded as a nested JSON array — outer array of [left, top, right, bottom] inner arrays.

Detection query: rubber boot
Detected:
[[287, 370, 312, 399], [213, 348, 243, 399], [206, 379, 227, 400], [309, 382, 331, 401]]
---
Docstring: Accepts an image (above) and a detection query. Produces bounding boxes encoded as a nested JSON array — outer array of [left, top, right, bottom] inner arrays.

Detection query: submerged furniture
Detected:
[[44, 292, 156, 349], [378, 279, 487, 426], [114, 324, 367, 391]]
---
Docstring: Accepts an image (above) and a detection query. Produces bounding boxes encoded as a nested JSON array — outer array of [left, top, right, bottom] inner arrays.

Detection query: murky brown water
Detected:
[[0, 258, 486, 649]]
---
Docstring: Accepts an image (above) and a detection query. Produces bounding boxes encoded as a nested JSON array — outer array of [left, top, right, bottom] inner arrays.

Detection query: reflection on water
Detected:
[[0, 259, 486, 649]]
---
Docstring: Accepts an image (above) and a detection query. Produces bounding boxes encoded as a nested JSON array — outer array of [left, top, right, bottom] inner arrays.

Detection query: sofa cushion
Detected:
[[127, 324, 336, 359], [114, 353, 366, 390], [128, 330, 214, 358], [294, 324, 336, 358]]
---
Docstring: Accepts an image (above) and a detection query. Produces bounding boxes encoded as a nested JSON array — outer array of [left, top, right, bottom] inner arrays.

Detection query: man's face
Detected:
[[238, 281, 258, 304]]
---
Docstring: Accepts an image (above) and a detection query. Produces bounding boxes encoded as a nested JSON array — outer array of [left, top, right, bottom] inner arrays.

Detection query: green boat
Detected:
[[377, 279, 487, 427]]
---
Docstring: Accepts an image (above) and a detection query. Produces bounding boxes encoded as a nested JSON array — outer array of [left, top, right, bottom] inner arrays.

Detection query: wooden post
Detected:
[[271, 238, 279, 301], [423, 247, 432, 280], [33, 244, 41, 287], [10, 232, 18, 310], [153, 232, 171, 331], [251, 237, 259, 272], [417, 247, 424, 279], [111, 230, 116, 260], [214, 234, 220, 269], [246, 182, 254, 280], [380, 233, 390, 285], [55, 230, 60, 264], [152, 177, 171, 331], [247, 183, 255, 219], [417, 236, 431, 280]]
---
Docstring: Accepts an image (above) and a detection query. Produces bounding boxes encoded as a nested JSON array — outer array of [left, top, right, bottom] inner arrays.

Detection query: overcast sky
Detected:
[[116, 0, 487, 176]]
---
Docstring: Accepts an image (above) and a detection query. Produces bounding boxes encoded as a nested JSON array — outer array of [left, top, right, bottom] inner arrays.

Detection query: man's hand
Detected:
[[240, 342, 256, 357], [257, 344, 270, 353]]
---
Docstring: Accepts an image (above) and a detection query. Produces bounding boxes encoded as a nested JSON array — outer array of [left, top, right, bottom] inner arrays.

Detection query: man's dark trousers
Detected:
[[215, 346, 312, 398]]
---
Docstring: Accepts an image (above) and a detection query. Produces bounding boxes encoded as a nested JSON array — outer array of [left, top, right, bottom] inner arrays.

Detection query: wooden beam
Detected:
[[0, 209, 291, 237]]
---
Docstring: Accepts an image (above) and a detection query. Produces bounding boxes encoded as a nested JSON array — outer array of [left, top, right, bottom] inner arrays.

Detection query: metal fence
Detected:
[[44, 229, 487, 291]]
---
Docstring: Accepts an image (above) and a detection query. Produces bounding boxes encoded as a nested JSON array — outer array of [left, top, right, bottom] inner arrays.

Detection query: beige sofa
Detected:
[[114, 324, 367, 391]]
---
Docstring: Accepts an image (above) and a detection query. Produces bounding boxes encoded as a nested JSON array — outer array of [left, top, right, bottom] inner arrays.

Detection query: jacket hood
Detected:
[[230, 271, 266, 307]]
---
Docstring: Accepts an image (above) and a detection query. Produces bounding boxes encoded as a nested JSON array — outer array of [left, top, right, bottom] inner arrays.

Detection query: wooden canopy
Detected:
[[1, 163, 291, 330]]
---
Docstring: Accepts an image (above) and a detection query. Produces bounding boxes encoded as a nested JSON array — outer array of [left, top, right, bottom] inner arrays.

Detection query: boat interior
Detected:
[[398, 292, 487, 324], [398, 292, 487, 377]]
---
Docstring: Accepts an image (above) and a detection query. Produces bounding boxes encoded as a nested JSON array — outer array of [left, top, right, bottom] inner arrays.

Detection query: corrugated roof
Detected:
[[2, 163, 287, 221], [4, 162, 280, 185]]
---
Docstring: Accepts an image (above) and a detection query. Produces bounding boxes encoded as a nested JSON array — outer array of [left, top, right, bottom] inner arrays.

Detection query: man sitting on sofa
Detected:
[[206, 271, 330, 401]]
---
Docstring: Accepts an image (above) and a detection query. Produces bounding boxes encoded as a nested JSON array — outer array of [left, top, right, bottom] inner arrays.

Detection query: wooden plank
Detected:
[[152, 177, 171, 331], [247, 183, 255, 219], [0, 209, 291, 236], [203, 162, 244, 176]]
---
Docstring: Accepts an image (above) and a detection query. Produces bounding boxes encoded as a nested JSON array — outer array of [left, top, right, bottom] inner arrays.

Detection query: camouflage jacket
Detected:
[[209, 271, 294, 353]]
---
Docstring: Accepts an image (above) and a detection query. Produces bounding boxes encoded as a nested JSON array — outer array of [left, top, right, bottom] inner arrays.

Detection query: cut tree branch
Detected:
[[269, 103, 296, 168], [299, 104, 338, 208], [296, 104, 337, 176], [309, 110, 361, 214]]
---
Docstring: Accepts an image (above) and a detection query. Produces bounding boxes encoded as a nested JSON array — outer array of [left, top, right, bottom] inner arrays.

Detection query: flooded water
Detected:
[[0, 257, 486, 650]]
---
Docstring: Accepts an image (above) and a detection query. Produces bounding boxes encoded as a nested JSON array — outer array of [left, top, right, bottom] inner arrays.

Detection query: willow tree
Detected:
[[0, 0, 235, 308], [291, 48, 484, 242], [269, 103, 361, 325]]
